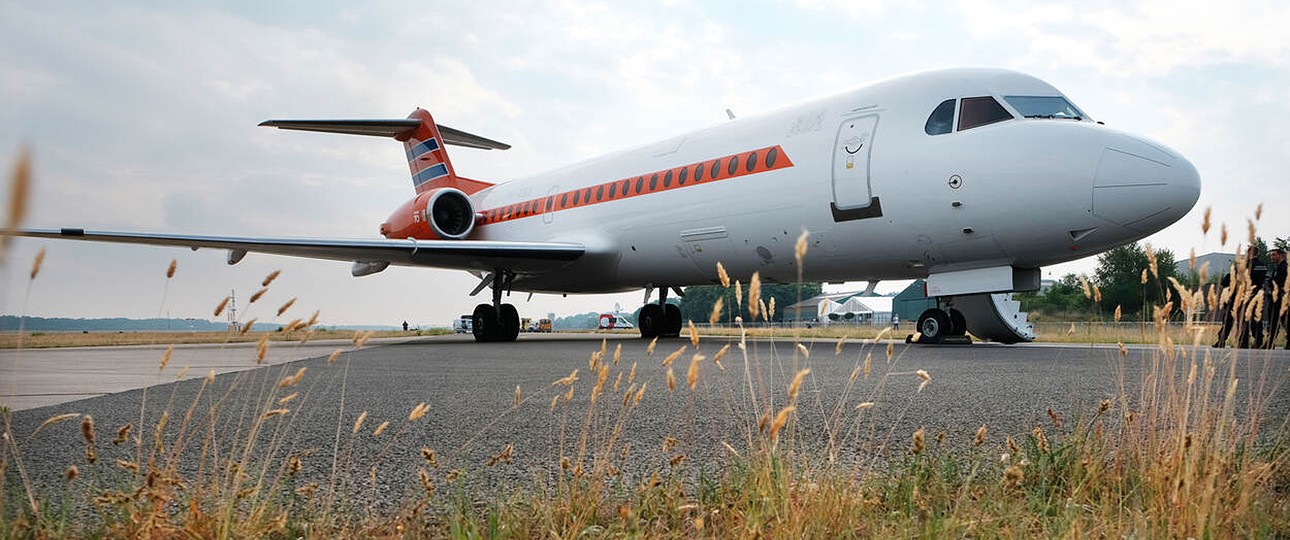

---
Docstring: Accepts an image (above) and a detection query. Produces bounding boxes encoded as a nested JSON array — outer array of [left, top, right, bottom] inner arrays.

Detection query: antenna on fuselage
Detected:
[[725, 108, 736, 120]]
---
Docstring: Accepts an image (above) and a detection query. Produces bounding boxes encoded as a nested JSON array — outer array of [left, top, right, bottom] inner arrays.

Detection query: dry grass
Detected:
[[0, 329, 443, 349], [2, 155, 1285, 538]]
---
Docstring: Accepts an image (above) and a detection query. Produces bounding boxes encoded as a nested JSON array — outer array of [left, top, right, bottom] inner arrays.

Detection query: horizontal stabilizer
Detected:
[[259, 119, 510, 150]]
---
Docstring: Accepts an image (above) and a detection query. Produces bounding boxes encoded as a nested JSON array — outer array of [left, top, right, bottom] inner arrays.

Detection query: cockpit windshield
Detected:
[[1004, 96, 1086, 120]]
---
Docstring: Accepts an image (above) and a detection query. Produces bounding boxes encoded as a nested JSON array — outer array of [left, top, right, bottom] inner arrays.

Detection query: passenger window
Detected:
[[925, 99, 955, 135], [958, 96, 1013, 131]]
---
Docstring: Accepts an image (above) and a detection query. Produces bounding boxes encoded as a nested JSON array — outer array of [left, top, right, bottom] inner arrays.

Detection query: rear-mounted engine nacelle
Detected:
[[380, 188, 476, 240]]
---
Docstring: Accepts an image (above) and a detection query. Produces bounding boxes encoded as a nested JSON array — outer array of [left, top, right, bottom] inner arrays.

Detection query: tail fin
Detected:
[[259, 109, 508, 195]]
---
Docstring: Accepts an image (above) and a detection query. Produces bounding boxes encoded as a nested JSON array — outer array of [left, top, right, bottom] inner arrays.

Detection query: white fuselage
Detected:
[[467, 68, 1200, 294]]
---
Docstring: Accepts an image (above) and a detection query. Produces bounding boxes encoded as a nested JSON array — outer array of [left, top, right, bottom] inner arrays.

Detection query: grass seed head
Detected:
[[214, 296, 230, 317], [688, 320, 699, 347], [916, 369, 931, 392], [2, 147, 32, 259], [29, 247, 44, 280], [514, 385, 522, 407], [261, 408, 290, 419], [419, 468, 434, 497], [278, 392, 298, 405], [1201, 206, 1211, 234], [276, 297, 297, 317], [662, 345, 686, 366], [80, 415, 96, 445], [256, 335, 269, 364], [910, 427, 925, 455], [352, 411, 368, 434], [795, 230, 809, 267], [421, 447, 439, 469], [112, 423, 132, 445], [262, 269, 281, 287], [749, 272, 762, 319], [788, 368, 810, 401], [769, 406, 796, 442], [165, 259, 177, 279], [240, 318, 257, 334], [974, 424, 987, 447], [1220, 222, 1228, 246], [1004, 465, 1024, 488], [712, 344, 731, 365], [250, 288, 268, 304], [34, 412, 80, 437], [735, 280, 742, 310], [716, 262, 730, 288], [327, 349, 342, 363], [647, 337, 658, 355], [796, 342, 809, 359], [85, 444, 97, 464], [886, 342, 894, 362], [667, 367, 675, 393], [856, 401, 874, 410], [1114, 305, 1122, 322], [687, 354, 703, 390], [159, 346, 172, 372], [65, 465, 78, 482], [409, 402, 430, 421], [373, 420, 390, 436]]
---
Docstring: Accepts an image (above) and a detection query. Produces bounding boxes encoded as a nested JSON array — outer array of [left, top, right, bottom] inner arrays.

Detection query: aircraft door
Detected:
[[542, 186, 557, 224], [832, 115, 879, 211]]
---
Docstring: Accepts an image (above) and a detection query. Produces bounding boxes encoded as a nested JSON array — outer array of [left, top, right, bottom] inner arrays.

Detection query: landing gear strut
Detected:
[[472, 269, 520, 342], [639, 286, 683, 339]]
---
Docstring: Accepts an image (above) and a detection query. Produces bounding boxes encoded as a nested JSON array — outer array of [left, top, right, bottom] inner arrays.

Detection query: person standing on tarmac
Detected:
[[1268, 248, 1287, 349], [1239, 246, 1269, 349]]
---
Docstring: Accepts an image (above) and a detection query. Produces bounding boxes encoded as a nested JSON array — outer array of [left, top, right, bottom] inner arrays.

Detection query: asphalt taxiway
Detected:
[[5, 333, 1287, 509]]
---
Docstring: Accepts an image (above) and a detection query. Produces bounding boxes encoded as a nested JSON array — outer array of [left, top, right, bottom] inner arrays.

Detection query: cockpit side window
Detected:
[[958, 96, 1013, 131], [924, 99, 956, 135]]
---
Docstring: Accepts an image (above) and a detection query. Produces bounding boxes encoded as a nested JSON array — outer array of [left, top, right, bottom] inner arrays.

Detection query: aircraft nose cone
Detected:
[[1091, 138, 1200, 233]]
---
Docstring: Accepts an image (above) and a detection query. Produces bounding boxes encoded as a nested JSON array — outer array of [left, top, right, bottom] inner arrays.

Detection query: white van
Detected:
[[597, 313, 634, 330], [453, 315, 473, 333]]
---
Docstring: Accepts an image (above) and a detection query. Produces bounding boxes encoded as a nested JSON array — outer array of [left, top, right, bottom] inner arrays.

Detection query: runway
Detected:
[[5, 333, 1287, 510]]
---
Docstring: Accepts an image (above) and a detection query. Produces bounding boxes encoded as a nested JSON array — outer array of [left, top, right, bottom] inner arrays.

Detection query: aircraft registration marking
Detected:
[[476, 145, 794, 226]]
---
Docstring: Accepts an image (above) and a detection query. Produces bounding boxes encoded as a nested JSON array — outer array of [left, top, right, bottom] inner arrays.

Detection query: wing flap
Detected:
[[14, 229, 582, 273]]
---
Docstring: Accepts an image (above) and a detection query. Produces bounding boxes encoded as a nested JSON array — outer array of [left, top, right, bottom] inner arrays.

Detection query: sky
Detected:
[[1, 0, 1287, 327]]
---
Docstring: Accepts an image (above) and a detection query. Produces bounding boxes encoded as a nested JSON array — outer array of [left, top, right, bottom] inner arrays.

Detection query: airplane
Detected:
[[12, 68, 1201, 344]]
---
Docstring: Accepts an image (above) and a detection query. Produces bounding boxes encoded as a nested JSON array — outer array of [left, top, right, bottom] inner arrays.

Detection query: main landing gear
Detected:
[[638, 286, 683, 339], [911, 303, 969, 345], [472, 270, 520, 342]]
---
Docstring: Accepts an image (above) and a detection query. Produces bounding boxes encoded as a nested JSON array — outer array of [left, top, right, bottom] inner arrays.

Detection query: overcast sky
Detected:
[[2, 0, 1287, 327]]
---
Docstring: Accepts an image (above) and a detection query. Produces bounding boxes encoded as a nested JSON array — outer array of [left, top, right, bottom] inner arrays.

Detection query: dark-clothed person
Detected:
[[1268, 248, 1287, 349]]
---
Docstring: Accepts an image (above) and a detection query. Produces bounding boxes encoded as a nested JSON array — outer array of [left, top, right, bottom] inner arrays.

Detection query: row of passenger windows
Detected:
[[925, 95, 1086, 135], [479, 147, 782, 224]]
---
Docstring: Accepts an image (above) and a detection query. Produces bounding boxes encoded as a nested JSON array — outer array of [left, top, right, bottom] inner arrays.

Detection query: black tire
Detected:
[[917, 308, 950, 344], [472, 304, 497, 342], [948, 308, 967, 336], [663, 303, 683, 337], [500, 304, 520, 342], [639, 303, 664, 338]]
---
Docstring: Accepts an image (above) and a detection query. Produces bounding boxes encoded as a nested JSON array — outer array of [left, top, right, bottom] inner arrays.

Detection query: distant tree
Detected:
[[1275, 237, 1288, 252], [1017, 274, 1091, 316], [678, 282, 822, 324], [1093, 242, 1179, 318]]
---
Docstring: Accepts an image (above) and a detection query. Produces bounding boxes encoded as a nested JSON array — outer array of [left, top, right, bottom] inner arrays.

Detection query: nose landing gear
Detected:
[[638, 286, 683, 339]]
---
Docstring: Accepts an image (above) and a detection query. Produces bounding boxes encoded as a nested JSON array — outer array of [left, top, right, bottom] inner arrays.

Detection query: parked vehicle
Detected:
[[453, 315, 473, 333], [598, 313, 634, 330], [537, 318, 552, 332]]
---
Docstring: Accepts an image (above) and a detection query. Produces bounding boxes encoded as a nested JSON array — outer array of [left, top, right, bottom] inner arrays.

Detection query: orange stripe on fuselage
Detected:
[[476, 145, 793, 226]]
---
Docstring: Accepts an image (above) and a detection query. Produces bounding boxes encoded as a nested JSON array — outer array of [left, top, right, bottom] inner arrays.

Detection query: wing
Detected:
[[11, 228, 582, 275]]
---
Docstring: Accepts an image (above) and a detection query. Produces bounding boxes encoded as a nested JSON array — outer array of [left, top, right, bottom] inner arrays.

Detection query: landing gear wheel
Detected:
[[499, 304, 520, 342], [948, 309, 967, 337], [917, 308, 950, 344], [663, 303, 683, 337], [639, 303, 664, 339], [472, 304, 497, 343]]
